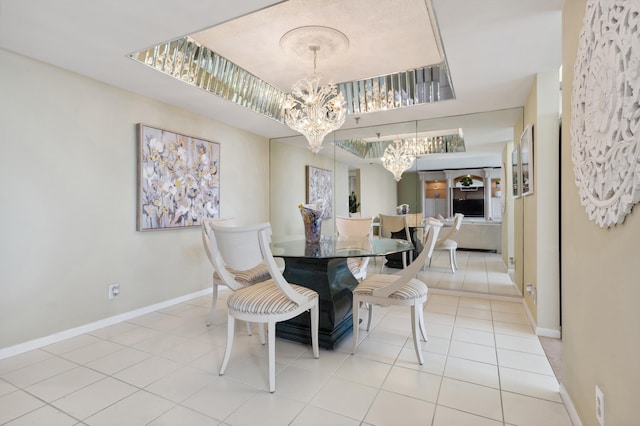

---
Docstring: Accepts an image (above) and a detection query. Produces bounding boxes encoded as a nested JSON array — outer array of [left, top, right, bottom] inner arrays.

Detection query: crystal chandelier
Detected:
[[381, 138, 417, 181], [282, 45, 346, 154]]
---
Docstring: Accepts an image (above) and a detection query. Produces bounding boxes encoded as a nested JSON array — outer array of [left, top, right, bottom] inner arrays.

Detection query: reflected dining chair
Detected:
[[378, 213, 412, 271], [335, 216, 374, 281], [351, 219, 443, 365], [214, 223, 319, 393], [431, 213, 464, 273], [202, 217, 271, 328]]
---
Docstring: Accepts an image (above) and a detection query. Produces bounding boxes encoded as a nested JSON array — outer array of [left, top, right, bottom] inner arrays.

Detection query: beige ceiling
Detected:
[[0, 0, 564, 168], [191, 0, 443, 92]]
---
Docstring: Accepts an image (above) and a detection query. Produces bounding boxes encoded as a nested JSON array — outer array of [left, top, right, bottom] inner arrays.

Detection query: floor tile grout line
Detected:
[[426, 294, 459, 426]]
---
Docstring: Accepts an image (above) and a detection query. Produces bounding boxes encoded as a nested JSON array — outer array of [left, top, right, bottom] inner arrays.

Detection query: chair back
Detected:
[[210, 222, 264, 272], [405, 213, 424, 228], [373, 219, 443, 298], [335, 216, 373, 238], [258, 225, 308, 305], [202, 217, 236, 266], [438, 213, 464, 242], [379, 214, 410, 240], [209, 222, 269, 291]]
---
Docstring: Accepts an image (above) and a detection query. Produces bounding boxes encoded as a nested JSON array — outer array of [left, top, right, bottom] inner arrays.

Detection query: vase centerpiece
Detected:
[[299, 199, 326, 243]]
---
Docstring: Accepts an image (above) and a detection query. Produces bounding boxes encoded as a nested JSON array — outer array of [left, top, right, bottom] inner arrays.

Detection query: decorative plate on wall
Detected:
[[571, 0, 640, 228]]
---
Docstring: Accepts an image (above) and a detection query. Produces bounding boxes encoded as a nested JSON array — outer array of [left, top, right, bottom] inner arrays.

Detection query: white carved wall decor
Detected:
[[571, 0, 640, 228]]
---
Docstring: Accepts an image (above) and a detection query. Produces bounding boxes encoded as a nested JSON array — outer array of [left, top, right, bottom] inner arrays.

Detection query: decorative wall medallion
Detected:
[[571, 0, 640, 227]]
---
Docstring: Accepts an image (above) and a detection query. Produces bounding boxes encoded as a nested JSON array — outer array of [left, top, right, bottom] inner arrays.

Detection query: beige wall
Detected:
[[269, 140, 397, 236], [397, 171, 421, 213], [563, 1, 640, 424], [501, 142, 516, 275], [533, 70, 561, 334], [0, 49, 270, 349], [519, 69, 560, 334], [268, 141, 339, 237], [358, 164, 399, 219]]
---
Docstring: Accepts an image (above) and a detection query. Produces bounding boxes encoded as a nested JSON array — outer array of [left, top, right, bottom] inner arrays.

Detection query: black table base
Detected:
[[385, 227, 423, 269], [276, 257, 358, 349]]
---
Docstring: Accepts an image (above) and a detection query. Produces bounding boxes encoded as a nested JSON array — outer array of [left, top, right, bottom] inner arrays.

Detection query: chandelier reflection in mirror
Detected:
[[381, 139, 417, 181], [377, 130, 465, 181], [282, 46, 346, 153]]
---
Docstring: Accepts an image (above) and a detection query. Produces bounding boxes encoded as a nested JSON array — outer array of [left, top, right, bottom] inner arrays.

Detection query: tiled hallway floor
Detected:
[[0, 289, 572, 425], [421, 250, 520, 297]]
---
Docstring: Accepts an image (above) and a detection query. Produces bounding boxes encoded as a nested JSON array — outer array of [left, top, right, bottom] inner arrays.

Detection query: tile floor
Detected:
[[0, 287, 572, 425], [420, 250, 520, 297]]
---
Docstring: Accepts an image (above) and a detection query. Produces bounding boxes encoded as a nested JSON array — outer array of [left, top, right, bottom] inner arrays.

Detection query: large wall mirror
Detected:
[[270, 107, 524, 297]]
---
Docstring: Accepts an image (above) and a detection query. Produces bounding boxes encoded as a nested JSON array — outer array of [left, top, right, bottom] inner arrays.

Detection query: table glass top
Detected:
[[270, 236, 414, 259]]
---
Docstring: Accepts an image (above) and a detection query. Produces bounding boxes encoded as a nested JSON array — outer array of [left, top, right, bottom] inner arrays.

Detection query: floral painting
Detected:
[[137, 124, 220, 231], [306, 165, 332, 219]]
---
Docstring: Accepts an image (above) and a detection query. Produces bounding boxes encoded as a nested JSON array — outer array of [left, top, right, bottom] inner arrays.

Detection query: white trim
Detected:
[[521, 298, 562, 338], [536, 326, 561, 338], [560, 383, 584, 426], [0, 288, 212, 360]]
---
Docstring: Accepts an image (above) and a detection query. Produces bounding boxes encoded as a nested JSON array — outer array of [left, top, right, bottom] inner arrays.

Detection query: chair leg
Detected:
[[258, 322, 266, 345], [246, 321, 253, 336], [448, 249, 456, 273], [310, 304, 319, 359], [453, 249, 459, 269], [268, 321, 276, 393], [366, 304, 373, 332], [206, 283, 218, 326], [219, 316, 235, 375], [351, 297, 360, 355], [418, 304, 428, 342], [410, 305, 424, 365]]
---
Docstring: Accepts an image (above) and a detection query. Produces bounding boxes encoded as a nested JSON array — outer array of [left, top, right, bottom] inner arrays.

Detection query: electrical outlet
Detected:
[[108, 284, 120, 300], [595, 385, 605, 426]]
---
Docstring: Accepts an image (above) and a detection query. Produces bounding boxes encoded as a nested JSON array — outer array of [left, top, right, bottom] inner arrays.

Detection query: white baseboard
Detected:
[[0, 288, 213, 360], [560, 382, 583, 426], [536, 326, 561, 338]]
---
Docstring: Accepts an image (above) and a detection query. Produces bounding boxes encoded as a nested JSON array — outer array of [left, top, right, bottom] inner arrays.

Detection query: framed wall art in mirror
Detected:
[[521, 125, 534, 196], [512, 145, 521, 198], [306, 165, 332, 219], [137, 124, 220, 231]]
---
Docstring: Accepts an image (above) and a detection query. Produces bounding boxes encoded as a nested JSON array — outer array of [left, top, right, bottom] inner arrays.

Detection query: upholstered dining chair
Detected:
[[351, 219, 442, 365], [335, 216, 374, 281], [201, 217, 271, 327], [431, 213, 464, 273], [378, 213, 412, 271], [214, 223, 319, 393]]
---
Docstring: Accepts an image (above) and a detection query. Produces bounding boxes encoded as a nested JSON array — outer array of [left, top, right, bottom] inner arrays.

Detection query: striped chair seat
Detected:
[[346, 258, 368, 279], [213, 263, 271, 285], [436, 239, 458, 250], [228, 280, 318, 315], [352, 274, 428, 300]]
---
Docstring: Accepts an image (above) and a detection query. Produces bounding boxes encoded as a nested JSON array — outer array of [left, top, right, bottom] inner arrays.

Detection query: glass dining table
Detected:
[[270, 235, 414, 349]]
